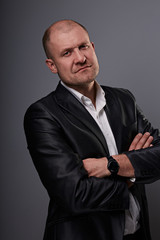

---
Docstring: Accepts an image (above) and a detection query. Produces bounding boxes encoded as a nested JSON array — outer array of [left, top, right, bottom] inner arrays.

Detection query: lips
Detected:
[[75, 65, 92, 73]]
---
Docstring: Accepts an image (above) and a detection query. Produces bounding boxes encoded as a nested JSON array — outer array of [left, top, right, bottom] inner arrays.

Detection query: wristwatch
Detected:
[[107, 156, 119, 175]]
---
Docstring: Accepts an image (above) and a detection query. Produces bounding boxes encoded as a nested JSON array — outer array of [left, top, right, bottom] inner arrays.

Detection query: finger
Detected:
[[142, 136, 153, 149], [82, 159, 91, 172], [129, 133, 143, 151], [135, 132, 151, 150]]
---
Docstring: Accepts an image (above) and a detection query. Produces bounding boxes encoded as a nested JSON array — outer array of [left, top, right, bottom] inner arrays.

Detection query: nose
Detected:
[[74, 49, 86, 64]]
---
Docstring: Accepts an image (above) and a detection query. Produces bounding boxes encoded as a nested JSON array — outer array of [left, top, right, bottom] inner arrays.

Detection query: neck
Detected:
[[68, 81, 97, 107]]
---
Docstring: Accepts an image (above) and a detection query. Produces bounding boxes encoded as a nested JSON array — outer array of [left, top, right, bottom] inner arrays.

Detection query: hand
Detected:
[[107, 132, 154, 179], [125, 132, 153, 187], [82, 157, 110, 178], [129, 132, 153, 151], [83, 132, 154, 179]]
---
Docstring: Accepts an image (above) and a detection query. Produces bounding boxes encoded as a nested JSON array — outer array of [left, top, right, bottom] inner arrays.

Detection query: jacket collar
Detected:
[[54, 82, 109, 155]]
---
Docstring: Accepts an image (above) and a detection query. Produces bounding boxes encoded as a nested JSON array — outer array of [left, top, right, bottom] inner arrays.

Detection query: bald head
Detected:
[[42, 20, 89, 59]]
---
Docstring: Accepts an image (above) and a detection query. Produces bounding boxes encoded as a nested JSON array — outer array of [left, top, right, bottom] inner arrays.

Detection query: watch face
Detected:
[[108, 158, 119, 174]]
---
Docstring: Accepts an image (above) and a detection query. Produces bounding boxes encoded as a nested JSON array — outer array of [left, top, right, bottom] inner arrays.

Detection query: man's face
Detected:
[[46, 25, 99, 88]]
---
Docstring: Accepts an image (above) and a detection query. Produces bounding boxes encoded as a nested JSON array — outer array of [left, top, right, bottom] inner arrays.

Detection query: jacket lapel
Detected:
[[103, 87, 123, 154], [54, 83, 109, 155]]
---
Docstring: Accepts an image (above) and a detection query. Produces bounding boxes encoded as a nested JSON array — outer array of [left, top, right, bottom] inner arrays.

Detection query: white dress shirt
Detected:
[[61, 81, 140, 235]]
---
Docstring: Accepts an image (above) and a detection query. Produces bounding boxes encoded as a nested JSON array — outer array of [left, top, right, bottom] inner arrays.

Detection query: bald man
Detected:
[[24, 20, 160, 240]]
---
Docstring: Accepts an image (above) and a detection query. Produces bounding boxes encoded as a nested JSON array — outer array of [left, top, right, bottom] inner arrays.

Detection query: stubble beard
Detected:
[[72, 64, 99, 87], [59, 61, 99, 88]]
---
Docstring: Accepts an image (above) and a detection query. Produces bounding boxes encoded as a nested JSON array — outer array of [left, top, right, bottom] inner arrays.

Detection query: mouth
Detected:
[[75, 65, 92, 73]]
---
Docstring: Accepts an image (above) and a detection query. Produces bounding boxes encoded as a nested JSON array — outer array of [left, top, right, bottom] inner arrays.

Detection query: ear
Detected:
[[91, 42, 95, 50], [45, 58, 58, 74]]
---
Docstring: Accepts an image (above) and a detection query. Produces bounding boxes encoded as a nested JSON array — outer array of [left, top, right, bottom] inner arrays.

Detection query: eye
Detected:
[[63, 51, 70, 56], [79, 44, 89, 50]]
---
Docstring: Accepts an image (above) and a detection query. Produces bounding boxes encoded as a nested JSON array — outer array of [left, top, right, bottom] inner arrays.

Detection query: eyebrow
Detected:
[[61, 41, 90, 55]]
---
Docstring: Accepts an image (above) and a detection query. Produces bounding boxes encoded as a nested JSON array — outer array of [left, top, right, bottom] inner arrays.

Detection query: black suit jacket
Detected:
[[24, 83, 160, 240]]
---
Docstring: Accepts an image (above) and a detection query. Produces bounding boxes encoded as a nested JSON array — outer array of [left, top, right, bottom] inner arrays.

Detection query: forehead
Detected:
[[49, 25, 90, 52]]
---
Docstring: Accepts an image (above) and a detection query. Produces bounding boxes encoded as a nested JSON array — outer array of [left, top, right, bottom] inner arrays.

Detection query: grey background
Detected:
[[1, 0, 160, 239]]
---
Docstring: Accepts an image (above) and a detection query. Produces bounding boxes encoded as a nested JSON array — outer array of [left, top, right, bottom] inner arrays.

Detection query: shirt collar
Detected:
[[61, 81, 84, 104], [95, 83, 106, 111], [61, 81, 106, 110]]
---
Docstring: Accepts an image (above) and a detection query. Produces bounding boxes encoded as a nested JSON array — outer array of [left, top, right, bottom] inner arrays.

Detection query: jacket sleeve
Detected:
[[125, 104, 160, 184], [24, 102, 129, 214]]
